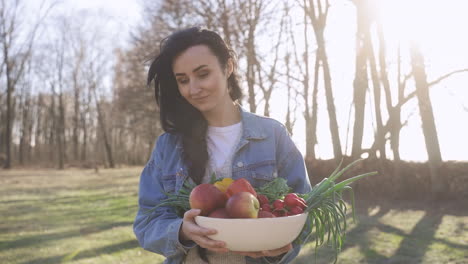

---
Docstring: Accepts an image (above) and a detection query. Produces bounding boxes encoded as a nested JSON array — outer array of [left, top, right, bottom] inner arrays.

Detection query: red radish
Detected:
[[258, 211, 276, 218], [272, 210, 285, 217], [289, 206, 304, 215], [257, 194, 269, 205], [297, 197, 307, 209], [272, 199, 284, 210], [261, 203, 272, 212], [284, 193, 307, 209]]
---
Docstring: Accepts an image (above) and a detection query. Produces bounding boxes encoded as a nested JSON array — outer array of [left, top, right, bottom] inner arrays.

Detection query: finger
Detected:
[[182, 214, 218, 236], [207, 247, 230, 253], [183, 209, 201, 220], [194, 236, 226, 249], [186, 223, 218, 237]]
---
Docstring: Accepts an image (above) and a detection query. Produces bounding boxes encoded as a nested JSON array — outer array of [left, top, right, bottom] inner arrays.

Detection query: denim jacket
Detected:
[[133, 107, 312, 264]]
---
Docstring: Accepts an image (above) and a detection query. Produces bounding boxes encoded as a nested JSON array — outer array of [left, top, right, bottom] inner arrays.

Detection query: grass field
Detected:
[[1, 168, 467, 264]]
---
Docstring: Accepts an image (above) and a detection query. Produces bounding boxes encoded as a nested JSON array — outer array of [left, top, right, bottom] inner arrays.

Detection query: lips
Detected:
[[192, 95, 209, 101]]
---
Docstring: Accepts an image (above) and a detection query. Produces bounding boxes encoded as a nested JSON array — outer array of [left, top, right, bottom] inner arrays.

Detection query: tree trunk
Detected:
[[73, 79, 80, 161], [246, 37, 257, 113], [410, 43, 447, 197], [308, 55, 320, 160], [392, 46, 404, 162], [48, 88, 56, 164], [56, 86, 65, 170], [366, 34, 386, 160], [285, 54, 293, 135], [377, 22, 401, 162], [307, 0, 342, 160], [19, 91, 31, 165], [320, 46, 342, 160], [351, 3, 369, 158], [26, 98, 34, 163], [301, 1, 316, 160], [34, 95, 43, 163], [4, 50, 13, 169], [81, 111, 88, 162], [93, 88, 115, 168]]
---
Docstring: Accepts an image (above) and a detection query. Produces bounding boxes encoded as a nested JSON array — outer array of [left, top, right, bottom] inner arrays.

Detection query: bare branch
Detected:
[[428, 69, 468, 87]]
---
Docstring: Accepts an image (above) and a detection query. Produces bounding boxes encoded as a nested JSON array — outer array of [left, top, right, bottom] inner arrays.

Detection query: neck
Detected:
[[203, 100, 241, 127]]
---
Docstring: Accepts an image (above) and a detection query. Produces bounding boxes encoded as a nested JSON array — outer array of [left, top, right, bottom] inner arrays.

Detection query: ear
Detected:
[[226, 58, 234, 77]]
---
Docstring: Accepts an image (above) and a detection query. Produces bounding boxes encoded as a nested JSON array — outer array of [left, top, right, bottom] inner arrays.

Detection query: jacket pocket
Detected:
[[160, 174, 176, 193], [234, 160, 277, 188]]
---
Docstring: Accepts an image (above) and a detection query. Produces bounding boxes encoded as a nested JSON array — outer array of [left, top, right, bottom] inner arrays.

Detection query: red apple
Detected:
[[226, 178, 257, 198], [189, 183, 226, 216], [208, 208, 230, 218], [225, 192, 259, 218]]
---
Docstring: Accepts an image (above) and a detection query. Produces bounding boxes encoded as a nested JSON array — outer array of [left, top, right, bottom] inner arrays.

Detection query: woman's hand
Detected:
[[179, 209, 229, 253], [232, 243, 292, 259]]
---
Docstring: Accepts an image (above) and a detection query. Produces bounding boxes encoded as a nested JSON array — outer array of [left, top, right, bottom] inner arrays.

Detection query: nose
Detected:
[[189, 80, 201, 96]]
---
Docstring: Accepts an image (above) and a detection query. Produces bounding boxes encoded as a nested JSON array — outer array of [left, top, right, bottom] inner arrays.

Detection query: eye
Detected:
[[198, 71, 209, 78], [177, 78, 189, 84]]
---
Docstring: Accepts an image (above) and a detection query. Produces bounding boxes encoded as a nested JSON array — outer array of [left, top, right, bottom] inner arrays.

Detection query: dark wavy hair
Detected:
[[147, 27, 242, 261], [147, 27, 242, 185]]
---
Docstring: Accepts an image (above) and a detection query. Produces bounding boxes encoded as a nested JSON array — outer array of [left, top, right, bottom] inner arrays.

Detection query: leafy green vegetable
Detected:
[[210, 172, 217, 184], [256, 177, 292, 201], [143, 178, 194, 220], [294, 159, 377, 263]]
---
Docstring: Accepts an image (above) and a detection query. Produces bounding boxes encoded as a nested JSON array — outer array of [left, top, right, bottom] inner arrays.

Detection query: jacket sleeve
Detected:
[[262, 124, 312, 264], [133, 135, 196, 259], [276, 124, 312, 195]]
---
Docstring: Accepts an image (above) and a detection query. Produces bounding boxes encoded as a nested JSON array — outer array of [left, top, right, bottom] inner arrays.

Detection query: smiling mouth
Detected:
[[193, 96, 209, 101]]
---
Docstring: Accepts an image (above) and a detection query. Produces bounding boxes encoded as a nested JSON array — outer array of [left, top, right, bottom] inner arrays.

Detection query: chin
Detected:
[[193, 102, 215, 113]]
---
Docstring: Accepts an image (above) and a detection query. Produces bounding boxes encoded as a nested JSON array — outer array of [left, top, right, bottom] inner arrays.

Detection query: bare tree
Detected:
[[255, 3, 287, 117], [238, 0, 264, 113], [366, 33, 386, 160], [410, 43, 447, 197], [91, 81, 114, 168], [71, 33, 85, 161], [18, 69, 34, 165], [306, 0, 342, 160], [0, 0, 54, 168], [351, 0, 370, 158], [376, 21, 402, 162]]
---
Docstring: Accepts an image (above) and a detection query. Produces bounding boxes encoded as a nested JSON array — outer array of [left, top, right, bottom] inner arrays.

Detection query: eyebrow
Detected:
[[175, 65, 208, 76]]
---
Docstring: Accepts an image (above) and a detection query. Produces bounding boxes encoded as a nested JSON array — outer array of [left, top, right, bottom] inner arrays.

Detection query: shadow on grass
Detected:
[[391, 212, 443, 264], [292, 198, 468, 264], [0, 221, 133, 252], [23, 239, 139, 264]]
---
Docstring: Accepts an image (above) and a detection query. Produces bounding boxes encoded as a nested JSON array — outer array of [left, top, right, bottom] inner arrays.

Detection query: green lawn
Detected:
[[1, 168, 467, 263]]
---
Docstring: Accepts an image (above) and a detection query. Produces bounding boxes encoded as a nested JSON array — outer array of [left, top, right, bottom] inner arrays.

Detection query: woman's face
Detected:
[[172, 45, 233, 114]]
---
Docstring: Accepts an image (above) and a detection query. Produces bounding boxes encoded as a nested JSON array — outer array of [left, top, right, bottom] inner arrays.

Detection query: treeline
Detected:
[[1, 0, 467, 198]]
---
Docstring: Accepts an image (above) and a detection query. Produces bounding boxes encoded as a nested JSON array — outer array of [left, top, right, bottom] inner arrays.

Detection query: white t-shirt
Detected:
[[206, 122, 242, 171], [187, 122, 246, 263]]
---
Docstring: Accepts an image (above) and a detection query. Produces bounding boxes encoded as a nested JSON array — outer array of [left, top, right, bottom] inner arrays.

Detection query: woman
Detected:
[[133, 27, 312, 264]]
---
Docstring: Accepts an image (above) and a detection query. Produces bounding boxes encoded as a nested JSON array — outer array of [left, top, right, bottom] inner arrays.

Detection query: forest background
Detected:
[[1, 0, 468, 263], [2, 0, 468, 199]]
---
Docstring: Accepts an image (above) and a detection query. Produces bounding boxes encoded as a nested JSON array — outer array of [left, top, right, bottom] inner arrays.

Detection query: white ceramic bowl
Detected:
[[194, 213, 308, 252]]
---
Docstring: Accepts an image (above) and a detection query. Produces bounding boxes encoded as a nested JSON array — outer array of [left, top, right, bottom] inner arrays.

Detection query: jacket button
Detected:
[[237, 162, 244, 167]]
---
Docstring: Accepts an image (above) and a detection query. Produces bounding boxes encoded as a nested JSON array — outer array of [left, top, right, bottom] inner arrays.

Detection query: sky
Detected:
[[279, 0, 468, 162], [56, 0, 143, 44], [40, 0, 468, 162]]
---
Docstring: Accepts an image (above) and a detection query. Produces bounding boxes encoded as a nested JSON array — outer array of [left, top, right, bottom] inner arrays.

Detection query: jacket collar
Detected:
[[175, 104, 267, 151], [238, 104, 267, 140]]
